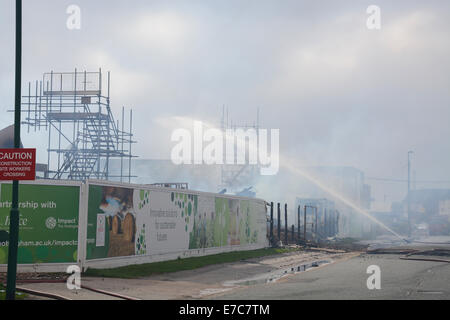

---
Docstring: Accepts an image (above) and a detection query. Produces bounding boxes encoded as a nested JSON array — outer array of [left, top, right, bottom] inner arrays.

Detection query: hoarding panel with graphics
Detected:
[[189, 196, 267, 249], [0, 182, 80, 264], [85, 182, 267, 261]]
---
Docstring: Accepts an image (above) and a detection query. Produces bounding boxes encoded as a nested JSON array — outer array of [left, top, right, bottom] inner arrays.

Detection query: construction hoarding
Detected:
[[85, 181, 268, 264], [0, 179, 268, 271], [0, 181, 81, 265]]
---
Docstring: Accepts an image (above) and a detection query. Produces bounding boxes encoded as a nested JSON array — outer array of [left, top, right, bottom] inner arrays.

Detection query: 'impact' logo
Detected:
[[45, 217, 57, 230]]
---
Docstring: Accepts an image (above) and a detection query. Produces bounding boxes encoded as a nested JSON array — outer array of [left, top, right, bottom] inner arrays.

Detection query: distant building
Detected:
[[439, 199, 450, 217], [403, 189, 450, 235], [403, 189, 450, 221]]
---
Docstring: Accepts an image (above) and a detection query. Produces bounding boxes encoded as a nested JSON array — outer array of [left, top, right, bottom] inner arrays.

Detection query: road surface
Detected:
[[213, 251, 450, 300]]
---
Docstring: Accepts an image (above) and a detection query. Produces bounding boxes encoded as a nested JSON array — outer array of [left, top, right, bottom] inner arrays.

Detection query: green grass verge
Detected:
[[0, 283, 28, 300], [83, 247, 297, 279]]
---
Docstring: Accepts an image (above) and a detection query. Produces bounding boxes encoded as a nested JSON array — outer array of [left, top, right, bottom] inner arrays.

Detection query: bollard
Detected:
[[315, 207, 318, 242], [304, 206, 307, 242], [297, 205, 300, 244], [277, 203, 281, 243], [291, 224, 295, 243], [270, 202, 274, 245], [284, 204, 288, 245]]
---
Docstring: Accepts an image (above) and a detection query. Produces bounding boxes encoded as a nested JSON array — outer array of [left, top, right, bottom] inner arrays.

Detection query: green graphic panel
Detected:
[[0, 183, 79, 264], [189, 197, 260, 249]]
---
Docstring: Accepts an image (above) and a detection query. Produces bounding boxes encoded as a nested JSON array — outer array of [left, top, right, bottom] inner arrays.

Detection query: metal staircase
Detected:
[[17, 70, 136, 181]]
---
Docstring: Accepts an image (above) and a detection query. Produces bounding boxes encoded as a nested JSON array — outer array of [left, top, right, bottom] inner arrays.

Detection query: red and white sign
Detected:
[[0, 148, 36, 181]]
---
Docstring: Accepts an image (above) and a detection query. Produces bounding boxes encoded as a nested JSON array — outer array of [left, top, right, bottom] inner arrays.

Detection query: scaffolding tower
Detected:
[[15, 69, 137, 181]]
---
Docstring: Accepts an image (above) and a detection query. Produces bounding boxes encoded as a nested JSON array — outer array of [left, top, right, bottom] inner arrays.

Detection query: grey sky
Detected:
[[1, 0, 449, 210]]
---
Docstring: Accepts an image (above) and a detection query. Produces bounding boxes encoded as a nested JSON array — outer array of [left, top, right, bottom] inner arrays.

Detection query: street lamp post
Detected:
[[6, 0, 22, 300]]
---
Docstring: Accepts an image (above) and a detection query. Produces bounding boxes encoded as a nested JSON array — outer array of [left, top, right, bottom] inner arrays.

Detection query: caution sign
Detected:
[[0, 149, 36, 180]]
